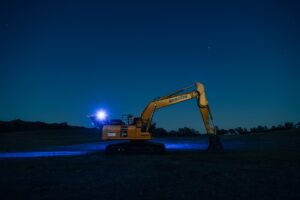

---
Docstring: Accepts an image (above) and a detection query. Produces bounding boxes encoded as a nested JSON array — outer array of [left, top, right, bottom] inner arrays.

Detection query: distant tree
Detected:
[[217, 128, 228, 135], [228, 129, 236, 135], [149, 122, 157, 133], [189, 128, 200, 135], [250, 127, 257, 133], [243, 128, 250, 134], [277, 124, 285, 130], [256, 125, 265, 133], [153, 127, 168, 137], [169, 130, 178, 136], [284, 122, 294, 129], [271, 126, 277, 131], [235, 127, 244, 135], [177, 127, 198, 136]]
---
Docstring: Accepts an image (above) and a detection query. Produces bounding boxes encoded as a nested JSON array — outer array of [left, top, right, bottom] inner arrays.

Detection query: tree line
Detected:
[[0, 119, 85, 133], [150, 122, 298, 137]]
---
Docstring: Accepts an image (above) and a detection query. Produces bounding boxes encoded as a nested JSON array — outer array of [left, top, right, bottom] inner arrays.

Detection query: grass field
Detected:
[[0, 129, 101, 152], [0, 129, 299, 200]]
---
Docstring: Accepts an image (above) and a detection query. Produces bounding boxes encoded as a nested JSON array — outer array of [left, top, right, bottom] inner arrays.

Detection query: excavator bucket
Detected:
[[207, 135, 223, 152]]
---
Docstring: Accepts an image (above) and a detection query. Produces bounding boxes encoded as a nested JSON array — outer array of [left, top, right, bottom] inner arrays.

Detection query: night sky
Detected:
[[1, 0, 299, 131]]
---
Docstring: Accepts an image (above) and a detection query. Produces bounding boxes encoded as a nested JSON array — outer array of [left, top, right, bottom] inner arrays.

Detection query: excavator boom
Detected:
[[141, 82, 216, 134]]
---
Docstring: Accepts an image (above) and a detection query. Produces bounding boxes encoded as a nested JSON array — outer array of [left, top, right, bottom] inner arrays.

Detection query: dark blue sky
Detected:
[[1, 0, 299, 131]]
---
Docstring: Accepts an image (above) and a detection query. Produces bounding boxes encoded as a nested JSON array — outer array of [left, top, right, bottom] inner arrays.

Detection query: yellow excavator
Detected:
[[90, 82, 222, 153]]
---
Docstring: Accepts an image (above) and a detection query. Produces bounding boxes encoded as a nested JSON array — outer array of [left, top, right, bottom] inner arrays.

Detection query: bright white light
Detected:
[[96, 110, 107, 121]]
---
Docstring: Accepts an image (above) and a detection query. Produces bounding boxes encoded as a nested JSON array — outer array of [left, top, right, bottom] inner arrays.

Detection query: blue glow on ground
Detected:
[[0, 151, 85, 158], [0, 139, 206, 158], [165, 143, 205, 150], [0, 141, 116, 158], [0, 138, 273, 158], [157, 139, 208, 151]]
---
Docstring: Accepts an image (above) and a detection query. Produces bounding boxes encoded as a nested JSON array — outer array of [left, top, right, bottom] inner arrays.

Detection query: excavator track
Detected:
[[105, 141, 165, 154]]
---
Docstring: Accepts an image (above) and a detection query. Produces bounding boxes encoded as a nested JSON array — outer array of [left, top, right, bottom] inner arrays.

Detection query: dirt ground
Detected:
[[0, 129, 300, 200]]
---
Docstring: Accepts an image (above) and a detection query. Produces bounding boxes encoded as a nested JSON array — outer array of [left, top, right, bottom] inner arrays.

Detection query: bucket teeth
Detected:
[[207, 135, 223, 152]]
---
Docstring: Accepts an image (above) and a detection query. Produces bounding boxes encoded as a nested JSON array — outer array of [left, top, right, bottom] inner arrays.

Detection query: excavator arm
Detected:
[[140, 82, 216, 134]]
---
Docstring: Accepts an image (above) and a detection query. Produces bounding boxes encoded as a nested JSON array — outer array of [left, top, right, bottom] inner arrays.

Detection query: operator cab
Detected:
[[88, 114, 135, 128]]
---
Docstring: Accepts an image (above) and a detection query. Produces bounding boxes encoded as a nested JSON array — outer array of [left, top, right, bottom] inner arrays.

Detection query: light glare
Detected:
[[96, 110, 107, 121]]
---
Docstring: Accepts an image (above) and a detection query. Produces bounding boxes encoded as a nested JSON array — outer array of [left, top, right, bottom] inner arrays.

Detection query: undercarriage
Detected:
[[105, 141, 166, 154]]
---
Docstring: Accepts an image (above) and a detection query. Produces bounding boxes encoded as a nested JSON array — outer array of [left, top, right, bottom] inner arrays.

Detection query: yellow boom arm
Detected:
[[140, 82, 216, 134]]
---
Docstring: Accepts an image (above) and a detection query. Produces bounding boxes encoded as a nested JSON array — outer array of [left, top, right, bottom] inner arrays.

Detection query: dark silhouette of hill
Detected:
[[0, 119, 86, 133]]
